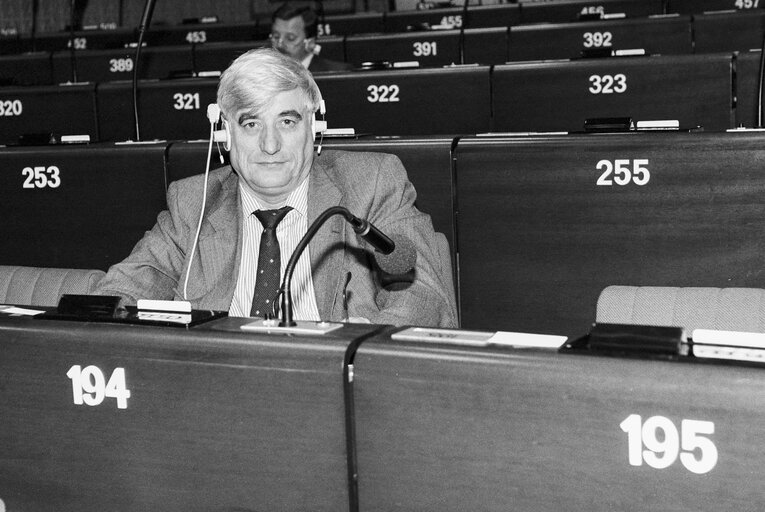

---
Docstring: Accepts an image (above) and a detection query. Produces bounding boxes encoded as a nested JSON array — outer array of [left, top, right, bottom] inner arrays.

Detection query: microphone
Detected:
[[278, 206, 395, 326], [132, 0, 158, 141], [457, 0, 471, 64], [68, 0, 78, 83], [349, 217, 394, 254], [138, 0, 157, 33], [374, 234, 416, 275]]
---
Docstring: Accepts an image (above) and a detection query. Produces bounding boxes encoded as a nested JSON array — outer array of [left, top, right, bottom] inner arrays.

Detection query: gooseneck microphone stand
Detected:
[[278, 206, 394, 326]]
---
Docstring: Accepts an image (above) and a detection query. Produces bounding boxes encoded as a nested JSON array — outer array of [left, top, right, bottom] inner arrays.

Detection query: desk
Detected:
[[492, 53, 733, 133], [383, 4, 519, 32], [351, 332, 765, 511], [0, 142, 167, 269], [0, 83, 98, 145], [518, 0, 664, 24], [314, 67, 492, 135], [508, 15, 692, 62], [51, 46, 195, 84], [96, 78, 218, 142], [693, 10, 765, 54], [0, 52, 52, 86], [454, 132, 765, 336], [0, 315, 379, 511]]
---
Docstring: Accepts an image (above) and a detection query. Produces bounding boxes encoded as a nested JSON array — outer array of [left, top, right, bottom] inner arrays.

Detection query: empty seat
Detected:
[[597, 285, 765, 333], [0, 265, 105, 307]]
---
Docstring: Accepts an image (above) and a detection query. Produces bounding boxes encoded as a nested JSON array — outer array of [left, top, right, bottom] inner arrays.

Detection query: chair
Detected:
[[596, 285, 765, 334], [0, 265, 105, 307]]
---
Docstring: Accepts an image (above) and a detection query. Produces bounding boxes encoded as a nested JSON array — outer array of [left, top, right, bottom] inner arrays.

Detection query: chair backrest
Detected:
[[0, 266, 105, 307], [434, 231, 459, 327], [596, 285, 765, 334]]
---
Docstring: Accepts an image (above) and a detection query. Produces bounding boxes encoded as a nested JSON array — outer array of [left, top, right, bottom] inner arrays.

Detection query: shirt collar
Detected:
[[238, 176, 309, 219]]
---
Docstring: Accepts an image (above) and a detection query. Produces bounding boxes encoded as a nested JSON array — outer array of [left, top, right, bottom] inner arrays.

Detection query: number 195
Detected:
[[620, 414, 718, 474]]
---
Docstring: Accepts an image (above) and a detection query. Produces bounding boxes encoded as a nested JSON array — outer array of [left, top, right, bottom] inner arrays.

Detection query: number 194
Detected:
[[66, 365, 131, 409]]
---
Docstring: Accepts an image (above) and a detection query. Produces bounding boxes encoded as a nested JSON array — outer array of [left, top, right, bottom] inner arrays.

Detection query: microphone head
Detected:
[[374, 235, 416, 275]]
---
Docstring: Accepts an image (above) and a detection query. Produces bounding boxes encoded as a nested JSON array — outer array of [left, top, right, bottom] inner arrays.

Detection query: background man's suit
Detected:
[[95, 150, 458, 327]]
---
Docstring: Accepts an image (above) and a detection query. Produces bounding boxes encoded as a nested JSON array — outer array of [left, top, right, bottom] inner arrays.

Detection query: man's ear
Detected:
[[304, 37, 317, 54]]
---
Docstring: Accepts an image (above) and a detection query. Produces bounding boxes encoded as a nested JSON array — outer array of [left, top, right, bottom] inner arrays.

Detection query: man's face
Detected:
[[270, 16, 313, 62], [227, 88, 315, 206]]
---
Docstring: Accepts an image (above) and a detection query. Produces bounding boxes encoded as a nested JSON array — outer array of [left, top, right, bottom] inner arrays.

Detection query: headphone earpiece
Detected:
[[314, 98, 327, 153], [208, 103, 231, 151], [220, 120, 231, 151]]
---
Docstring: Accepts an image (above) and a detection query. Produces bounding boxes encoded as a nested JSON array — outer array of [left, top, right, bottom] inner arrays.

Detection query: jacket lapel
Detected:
[[193, 168, 242, 308], [307, 157, 346, 319]]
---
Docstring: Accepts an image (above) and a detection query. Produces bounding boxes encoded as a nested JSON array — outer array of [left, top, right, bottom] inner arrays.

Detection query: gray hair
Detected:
[[216, 48, 322, 120]]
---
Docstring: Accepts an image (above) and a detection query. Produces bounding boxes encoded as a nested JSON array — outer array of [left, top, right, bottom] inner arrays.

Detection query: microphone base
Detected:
[[240, 319, 343, 336]]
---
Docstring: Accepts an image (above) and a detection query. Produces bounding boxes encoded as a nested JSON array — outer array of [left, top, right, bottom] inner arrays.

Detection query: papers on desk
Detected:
[[0, 305, 45, 316], [692, 329, 765, 363], [391, 327, 567, 349]]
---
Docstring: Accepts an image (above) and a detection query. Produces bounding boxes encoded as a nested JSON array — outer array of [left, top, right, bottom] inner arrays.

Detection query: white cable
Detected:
[[183, 121, 214, 300]]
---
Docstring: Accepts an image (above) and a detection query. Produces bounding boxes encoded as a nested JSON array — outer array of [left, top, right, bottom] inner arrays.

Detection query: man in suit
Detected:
[[95, 48, 457, 327], [270, 2, 353, 73]]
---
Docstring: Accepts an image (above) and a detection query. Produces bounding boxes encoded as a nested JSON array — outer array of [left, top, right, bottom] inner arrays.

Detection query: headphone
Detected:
[[185, 92, 328, 300], [206, 94, 327, 152]]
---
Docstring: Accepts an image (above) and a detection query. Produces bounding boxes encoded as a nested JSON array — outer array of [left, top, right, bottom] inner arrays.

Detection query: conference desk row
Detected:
[[2, 131, 765, 338], [0, 0, 754, 56], [2, 310, 765, 511], [0, 49, 758, 143], [3, 9, 765, 88]]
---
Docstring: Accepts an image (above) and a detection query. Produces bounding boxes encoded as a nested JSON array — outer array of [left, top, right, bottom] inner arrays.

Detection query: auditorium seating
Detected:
[[596, 285, 765, 333], [0, 83, 98, 145], [518, 0, 664, 23], [0, 142, 167, 270], [454, 131, 765, 336], [50, 45, 194, 83], [96, 78, 219, 142], [665, 0, 764, 14], [0, 265, 105, 306], [314, 67, 492, 135], [382, 3, 519, 32], [492, 53, 733, 133], [693, 10, 765, 54], [507, 15, 693, 62], [0, 52, 52, 86]]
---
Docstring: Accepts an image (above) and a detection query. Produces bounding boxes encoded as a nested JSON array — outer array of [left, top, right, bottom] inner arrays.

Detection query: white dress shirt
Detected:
[[229, 177, 321, 320]]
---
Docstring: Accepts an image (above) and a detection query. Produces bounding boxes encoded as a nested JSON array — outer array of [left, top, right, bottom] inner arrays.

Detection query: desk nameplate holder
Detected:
[[240, 319, 344, 335]]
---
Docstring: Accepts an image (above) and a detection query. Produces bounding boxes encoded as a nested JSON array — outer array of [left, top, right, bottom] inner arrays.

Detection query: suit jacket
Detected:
[[308, 55, 353, 73], [95, 150, 458, 327]]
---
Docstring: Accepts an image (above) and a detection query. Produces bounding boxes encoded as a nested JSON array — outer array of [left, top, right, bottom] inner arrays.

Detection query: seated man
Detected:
[[270, 2, 353, 73], [95, 48, 457, 328]]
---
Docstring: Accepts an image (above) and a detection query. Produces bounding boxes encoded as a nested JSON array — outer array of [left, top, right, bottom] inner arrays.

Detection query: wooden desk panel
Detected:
[[0, 316, 369, 511], [0, 142, 167, 269], [352, 336, 765, 511], [454, 132, 765, 335]]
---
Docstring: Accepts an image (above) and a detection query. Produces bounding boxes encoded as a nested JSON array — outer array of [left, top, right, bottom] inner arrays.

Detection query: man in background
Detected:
[[270, 2, 353, 73]]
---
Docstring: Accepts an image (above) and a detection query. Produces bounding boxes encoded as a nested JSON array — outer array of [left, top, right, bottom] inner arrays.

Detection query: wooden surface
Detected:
[[314, 67, 492, 136], [455, 132, 765, 335], [352, 335, 765, 511], [0, 316, 373, 511], [0, 143, 167, 270], [493, 53, 733, 133]]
